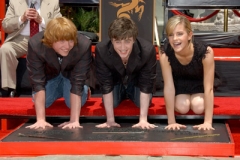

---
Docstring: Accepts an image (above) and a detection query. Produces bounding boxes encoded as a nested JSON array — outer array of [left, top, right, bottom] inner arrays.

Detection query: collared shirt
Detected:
[[19, 0, 45, 36], [57, 53, 63, 64]]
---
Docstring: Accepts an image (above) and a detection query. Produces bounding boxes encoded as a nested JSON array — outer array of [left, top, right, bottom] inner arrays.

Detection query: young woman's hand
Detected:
[[193, 122, 215, 130], [165, 123, 186, 130]]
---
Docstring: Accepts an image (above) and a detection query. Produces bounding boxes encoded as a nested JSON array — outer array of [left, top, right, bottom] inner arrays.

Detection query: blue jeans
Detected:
[[33, 73, 88, 108], [112, 82, 152, 108]]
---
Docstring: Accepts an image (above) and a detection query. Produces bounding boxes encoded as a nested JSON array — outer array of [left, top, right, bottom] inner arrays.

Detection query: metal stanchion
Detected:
[[224, 9, 228, 32]]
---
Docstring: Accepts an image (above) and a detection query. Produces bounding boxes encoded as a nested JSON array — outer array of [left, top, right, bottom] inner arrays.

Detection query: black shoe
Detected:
[[8, 89, 19, 97], [0, 88, 10, 97]]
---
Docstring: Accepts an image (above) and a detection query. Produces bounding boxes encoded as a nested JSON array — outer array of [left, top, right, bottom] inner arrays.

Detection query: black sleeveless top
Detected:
[[164, 41, 208, 95]]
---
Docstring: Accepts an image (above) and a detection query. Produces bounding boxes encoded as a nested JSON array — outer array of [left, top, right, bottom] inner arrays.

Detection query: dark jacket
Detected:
[[95, 37, 157, 94], [27, 31, 92, 96]]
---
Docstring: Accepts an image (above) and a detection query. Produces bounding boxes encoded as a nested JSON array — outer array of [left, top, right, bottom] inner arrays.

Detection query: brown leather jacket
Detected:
[[95, 37, 157, 94], [27, 31, 92, 96]]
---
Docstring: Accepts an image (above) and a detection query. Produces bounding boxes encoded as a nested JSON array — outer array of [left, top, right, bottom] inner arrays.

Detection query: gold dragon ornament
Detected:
[[109, 0, 145, 21]]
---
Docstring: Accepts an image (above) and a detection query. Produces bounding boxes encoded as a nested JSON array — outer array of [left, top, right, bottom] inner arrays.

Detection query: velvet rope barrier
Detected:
[[233, 9, 240, 17], [171, 10, 220, 22]]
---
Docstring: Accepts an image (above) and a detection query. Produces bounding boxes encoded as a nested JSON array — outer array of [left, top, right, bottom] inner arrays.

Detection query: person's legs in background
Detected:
[[0, 35, 29, 97]]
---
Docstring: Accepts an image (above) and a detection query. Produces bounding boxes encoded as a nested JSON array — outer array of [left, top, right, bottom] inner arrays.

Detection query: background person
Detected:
[[0, 0, 62, 97]]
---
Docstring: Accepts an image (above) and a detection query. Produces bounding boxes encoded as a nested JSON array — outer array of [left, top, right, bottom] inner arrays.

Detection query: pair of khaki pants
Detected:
[[0, 35, 29, 90]]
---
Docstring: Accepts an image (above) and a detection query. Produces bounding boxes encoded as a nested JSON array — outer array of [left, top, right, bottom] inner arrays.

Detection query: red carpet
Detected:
[[0, 97, 240, 117]]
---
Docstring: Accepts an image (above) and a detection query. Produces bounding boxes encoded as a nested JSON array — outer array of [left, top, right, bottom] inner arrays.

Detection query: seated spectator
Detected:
[[0, 0, 62, 97]]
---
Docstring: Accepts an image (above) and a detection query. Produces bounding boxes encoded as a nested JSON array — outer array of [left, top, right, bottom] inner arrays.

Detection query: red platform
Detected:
[[0, 121, 235, 157]]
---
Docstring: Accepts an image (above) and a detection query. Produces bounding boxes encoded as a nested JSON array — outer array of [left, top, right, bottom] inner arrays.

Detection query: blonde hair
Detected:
[[42, 17, 77, 47], [166, 15, 192, 37]]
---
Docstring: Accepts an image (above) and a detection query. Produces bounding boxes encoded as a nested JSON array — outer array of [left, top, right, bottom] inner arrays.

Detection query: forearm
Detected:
[[41, 3, 61, 27], [103, 92, 115, 122], [34, 90, 46, 121], [164, 90, 176, 124], [2, 1, 20, 33], [204, 89, 214, 124], [139, 92, 150, 122], [69, 93, 81, 122], [2, 16, 20, 33], [53, 4, 62, 18]]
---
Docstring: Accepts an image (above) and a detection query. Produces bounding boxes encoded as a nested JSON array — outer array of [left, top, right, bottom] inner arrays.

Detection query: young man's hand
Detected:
[[132, 121, 158, 129], [26, 120, 53, 129], [95, 122, 121, 128], [58, 121, 82, 129]]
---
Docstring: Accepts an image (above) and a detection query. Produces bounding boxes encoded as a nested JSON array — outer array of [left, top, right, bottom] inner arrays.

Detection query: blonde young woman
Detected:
[[159, 15, 215, 130]]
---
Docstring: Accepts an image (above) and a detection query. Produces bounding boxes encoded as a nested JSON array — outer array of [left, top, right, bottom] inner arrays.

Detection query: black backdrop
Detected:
[[99, 0, 154, 44]]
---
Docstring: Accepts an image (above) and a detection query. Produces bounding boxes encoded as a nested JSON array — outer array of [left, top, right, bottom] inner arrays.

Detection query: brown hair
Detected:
[[42, 17, 77, 47], [108, 17, 138, 41]]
